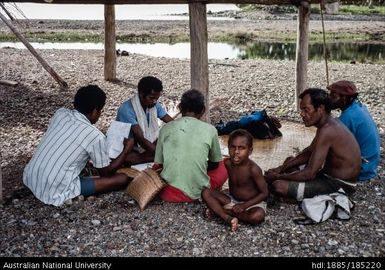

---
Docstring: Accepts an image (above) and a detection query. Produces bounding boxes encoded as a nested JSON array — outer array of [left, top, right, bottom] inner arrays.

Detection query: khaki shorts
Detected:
[[223, 190, 267, 213]]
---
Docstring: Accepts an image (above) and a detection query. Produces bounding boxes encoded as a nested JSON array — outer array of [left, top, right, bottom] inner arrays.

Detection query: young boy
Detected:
[[201, 129, 268, 232]]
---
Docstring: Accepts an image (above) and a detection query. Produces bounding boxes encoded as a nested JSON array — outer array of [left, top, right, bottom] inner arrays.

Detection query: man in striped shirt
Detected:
[[23, 85, 133, 206]]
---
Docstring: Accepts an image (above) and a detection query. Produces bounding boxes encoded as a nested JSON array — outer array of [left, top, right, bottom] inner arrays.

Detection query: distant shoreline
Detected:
[[0, 16, 384, 44]]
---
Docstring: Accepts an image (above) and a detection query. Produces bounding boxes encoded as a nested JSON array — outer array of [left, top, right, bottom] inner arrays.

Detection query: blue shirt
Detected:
[[339, 101, 380, 181], [116, 99, 167, 137]]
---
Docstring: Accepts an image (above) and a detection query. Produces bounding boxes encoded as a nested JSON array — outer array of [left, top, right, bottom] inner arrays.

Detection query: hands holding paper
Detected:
[[106, 121, 132, 159]]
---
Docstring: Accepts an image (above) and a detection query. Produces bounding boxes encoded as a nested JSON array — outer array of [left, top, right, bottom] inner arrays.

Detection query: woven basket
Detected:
[[126, 168, 166, 210], [117, 167, 141, 178]]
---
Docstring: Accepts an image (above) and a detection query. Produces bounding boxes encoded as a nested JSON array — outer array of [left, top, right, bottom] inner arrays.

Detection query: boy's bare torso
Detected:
[[225, 159, 263, 201]]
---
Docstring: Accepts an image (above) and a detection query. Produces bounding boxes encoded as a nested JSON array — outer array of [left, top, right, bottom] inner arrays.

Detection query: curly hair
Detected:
[[74, 85, 106, 114]]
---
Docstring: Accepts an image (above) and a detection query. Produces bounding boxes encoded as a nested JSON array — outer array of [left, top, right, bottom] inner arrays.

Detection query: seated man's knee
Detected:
[[272, 180, 288, 196], [116, 173, 130, 185]]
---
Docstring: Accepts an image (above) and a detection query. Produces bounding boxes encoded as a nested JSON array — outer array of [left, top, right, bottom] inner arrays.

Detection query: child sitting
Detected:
[[201, 129, 268, 232]]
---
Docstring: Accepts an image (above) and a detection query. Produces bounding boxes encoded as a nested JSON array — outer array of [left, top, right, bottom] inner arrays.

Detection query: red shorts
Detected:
[[158, 160, 228, 203]]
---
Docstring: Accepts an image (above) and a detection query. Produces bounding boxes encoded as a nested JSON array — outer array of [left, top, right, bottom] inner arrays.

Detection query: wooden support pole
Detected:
[[189, 2, 209, 123], [104, 4, 116, 81], [0, 3, 16, 21], [295, 1, 310, 110], [0, 11, 68, 89]]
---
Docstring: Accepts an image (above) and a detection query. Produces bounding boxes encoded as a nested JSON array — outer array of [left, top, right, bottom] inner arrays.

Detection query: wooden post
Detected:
[[104, 4, 116, 81], [0, 3, 16, 21], [295, 1, 310, 110], [0, 11, 68, 89], [189, 2, 209, 123]]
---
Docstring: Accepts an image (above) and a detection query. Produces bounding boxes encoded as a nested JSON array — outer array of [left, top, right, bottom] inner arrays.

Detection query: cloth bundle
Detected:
[[300, 188, 355, 223], [215, 109, 282, 139]]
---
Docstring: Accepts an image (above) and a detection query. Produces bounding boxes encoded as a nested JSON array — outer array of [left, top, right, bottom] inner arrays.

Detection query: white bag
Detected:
[[301, 188, 354, 223]]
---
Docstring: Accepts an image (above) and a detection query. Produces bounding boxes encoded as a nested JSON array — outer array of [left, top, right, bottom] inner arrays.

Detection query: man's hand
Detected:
[[267, 166, 282, 174], [267, 156, 295, 174], [152, 163, 163, 173], [122, 138, 134, 152], [264, 170, 280, 183]]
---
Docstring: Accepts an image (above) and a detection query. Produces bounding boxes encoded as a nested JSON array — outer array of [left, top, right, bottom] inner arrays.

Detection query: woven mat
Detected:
[[219, 120, 316, 171]]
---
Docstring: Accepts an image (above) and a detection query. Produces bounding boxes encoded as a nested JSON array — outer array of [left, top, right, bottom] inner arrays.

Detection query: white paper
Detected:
[[106, 120, 131, 159], [131, 162, 154, 171]]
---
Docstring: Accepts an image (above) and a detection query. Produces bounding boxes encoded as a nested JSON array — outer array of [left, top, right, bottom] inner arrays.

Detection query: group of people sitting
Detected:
[[23, 76, 380, 232]]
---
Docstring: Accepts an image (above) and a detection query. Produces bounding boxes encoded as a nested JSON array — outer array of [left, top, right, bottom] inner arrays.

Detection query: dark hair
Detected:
[[179, 89, 205, 114], [228, 129, 253, 148], [74, 85, 106, 115], [346, 93, 359, 106], [299, 88, 332, 113], [138, 76, 163, 97]]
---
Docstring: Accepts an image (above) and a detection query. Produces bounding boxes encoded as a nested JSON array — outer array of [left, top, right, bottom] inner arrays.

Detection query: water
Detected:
[[1, 41, 384, 63], [0, 42, 240, 59], [237, 41, 385, 63], [4, 3, 239, 20]]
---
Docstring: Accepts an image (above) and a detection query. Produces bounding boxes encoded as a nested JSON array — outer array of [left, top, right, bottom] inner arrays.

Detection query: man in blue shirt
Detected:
[[116, 76, 173, 165], [328, 80, 380, 181]]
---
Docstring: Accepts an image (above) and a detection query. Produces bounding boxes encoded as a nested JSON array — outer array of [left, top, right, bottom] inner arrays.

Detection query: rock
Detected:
[[176, 237, 183, 242], [64, 199, 73, 205], [192, 248, 201, 255], [91, 220, 101, 226], [328, 240, 338, 246]]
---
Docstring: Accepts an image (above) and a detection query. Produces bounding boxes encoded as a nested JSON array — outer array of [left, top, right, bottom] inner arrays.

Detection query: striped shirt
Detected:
[[23, 108, 110, 206]]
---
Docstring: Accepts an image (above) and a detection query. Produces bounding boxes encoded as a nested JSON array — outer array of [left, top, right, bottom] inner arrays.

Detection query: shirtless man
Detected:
[[202, 129, 268, 232], [265, 88, 361, 201]]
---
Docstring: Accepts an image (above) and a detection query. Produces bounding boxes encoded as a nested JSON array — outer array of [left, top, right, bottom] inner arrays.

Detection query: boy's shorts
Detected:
[[223, 190, 267, 213], [80, 176, 96, 196], [287, 172, 356, 201]]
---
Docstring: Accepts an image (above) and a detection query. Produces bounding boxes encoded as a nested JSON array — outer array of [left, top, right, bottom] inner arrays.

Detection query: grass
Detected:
[[0, 32, 101, 42], [214, 31, 377, 44], [311, 5, 385, 15], [238, 4, 385, 16]]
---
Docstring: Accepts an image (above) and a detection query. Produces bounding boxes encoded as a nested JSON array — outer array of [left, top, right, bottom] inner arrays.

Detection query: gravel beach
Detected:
[[0, 15, 384, 257]]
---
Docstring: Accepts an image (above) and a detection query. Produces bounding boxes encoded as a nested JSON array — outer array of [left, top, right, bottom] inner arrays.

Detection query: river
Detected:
[[1, 41, 383, 63]]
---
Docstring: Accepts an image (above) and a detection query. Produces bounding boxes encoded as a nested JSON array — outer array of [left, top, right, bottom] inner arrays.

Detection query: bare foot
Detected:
[[226, 216, 239, 232], [204, 208, 214, 219]]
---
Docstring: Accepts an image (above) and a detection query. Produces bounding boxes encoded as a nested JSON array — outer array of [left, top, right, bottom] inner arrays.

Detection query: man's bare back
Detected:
[[318, 117, 361, 182]]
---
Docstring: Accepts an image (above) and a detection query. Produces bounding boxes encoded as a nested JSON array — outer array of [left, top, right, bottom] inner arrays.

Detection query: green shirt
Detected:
[[154, 116, 223, 199]]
